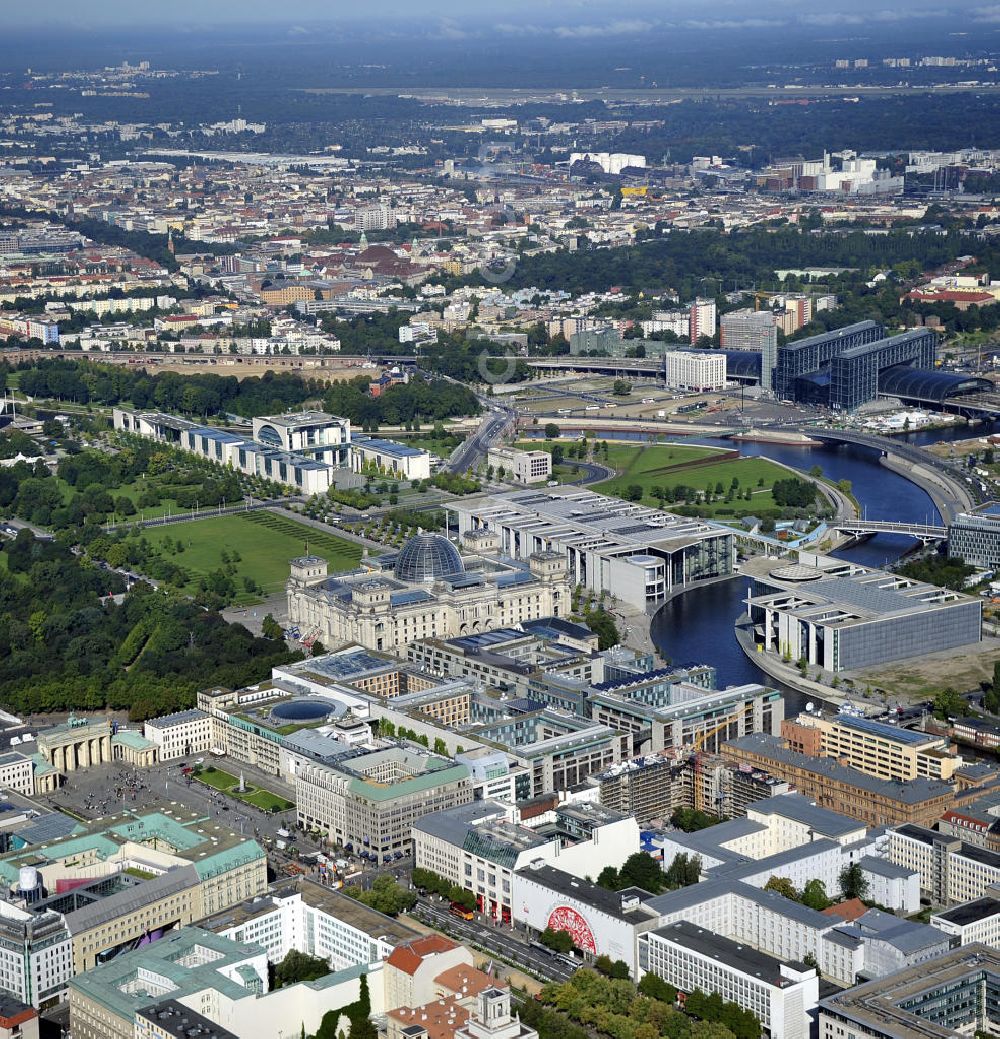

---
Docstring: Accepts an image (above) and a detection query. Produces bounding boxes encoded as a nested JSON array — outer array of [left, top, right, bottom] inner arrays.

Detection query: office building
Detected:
[[641, 921, 817, 1039], [287, 532, 571, 654], [295, 747, 473, 864], [486, 447, 552, 485], [143, 710, 213, 762], [886, 824, 1000, 906], [112, 407, 343, 495], [931, 895, 1000, 947], [663, 350, 726, 393], [720, 310, 777, 389], [202, 876, 419, 971], [251, 411, 352, 466], [411, 800, 637, 924], [68, 925, 378, 1039], [0, 901, 72, 1009], [646, 792, 922, 915], [949, 509, 1000, 569], [781, 711, 960, 783], [351, 437, 431, 481], [819, 944, 1000, 1039], [722, 734, 957, 827], [744, 557, 982, 672], [451, 488, 734, 610], [0, 809, 266, 974]]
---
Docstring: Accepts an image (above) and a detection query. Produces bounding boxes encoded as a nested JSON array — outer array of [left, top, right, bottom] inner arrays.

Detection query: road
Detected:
[[447, 404, 514, 473], [412, 897, 575, 984]]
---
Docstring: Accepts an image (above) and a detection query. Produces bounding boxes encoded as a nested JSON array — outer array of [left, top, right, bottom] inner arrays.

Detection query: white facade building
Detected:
[[663, 351, 726, 392], [0, 754, 36, 797], [486, 447, 552, 486], [641, 920, 818, 1039], [931, 895, 1000, 947], [351, 437, 431, 481], [887, 824, 1000, 906], [412, 800, 639, 923], [569, 152, 646, 175], [252, 411, 352, 467], [0, 901, 73, 1008], [511, 863, 660, 978], [211, 884, 401, 971], [143, 710, 214, 762]]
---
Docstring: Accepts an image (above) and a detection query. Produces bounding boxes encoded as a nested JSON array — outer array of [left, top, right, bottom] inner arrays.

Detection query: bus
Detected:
[[449, 902, 474, 920]]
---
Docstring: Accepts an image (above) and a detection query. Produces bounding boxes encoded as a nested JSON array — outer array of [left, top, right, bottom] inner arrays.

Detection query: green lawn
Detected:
[[395, 433, 465, 456], [593, 444, 791, 517], [145, 511, 362, 603], [195, 766, 294, 813]]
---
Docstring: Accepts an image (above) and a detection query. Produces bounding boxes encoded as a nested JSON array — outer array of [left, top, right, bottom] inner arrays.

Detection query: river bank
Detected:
[[648, 430, 990, 707]]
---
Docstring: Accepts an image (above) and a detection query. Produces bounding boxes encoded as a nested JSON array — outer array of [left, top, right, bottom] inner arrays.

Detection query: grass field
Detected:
[[194, 766, 294, 813], [146, 511, 362, 603], [593, 443, 791, 517]]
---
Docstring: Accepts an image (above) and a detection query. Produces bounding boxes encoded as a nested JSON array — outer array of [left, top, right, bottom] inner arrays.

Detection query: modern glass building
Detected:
[[948, 508, 1000, 569], [758, 321, 976, 410], [745, 558, 982, 671]]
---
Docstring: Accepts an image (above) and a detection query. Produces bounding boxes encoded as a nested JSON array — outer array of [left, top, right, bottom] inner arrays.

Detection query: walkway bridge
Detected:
[[832, 519, 947, 543]]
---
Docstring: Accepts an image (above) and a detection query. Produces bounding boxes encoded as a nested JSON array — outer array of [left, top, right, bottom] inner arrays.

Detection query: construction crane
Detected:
[[752, 290, 779, 311], [689, 702, 756, 814]]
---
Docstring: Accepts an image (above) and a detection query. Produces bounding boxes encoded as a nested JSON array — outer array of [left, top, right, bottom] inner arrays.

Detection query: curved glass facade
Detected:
[[256, 424, 283, 447], [878, 365, 992, 404], [394, 534, 464, 582]]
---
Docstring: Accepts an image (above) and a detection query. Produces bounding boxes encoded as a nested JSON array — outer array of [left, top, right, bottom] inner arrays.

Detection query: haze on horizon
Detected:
[[7, 0, 1000, 33]]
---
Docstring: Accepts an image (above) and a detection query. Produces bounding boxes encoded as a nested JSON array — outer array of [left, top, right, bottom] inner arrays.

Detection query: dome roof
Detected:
[[394, 534, 464, 582]]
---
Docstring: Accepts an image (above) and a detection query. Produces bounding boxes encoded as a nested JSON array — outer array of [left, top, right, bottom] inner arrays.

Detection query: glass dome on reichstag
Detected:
[[394, 533, 464, 582]]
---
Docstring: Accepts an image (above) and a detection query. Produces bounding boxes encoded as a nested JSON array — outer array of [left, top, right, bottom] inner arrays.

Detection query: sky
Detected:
[[6, 0, 1000, 31]]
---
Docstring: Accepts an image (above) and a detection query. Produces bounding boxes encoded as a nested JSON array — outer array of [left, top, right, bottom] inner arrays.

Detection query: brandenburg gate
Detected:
[[38, 716, 113, 775]]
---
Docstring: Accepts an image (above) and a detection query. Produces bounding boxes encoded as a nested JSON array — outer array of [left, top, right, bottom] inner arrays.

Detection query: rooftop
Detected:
[[723, 734, 955, 804], [749, 792, 865, 837], [518, 863, 655, 923], [135, 998, 239, 1039], [199, 876, 420, 948], [145, 709, 211, 731], [819, 943, 1000, 1039], [68, 926, 266, 1024], [933, 896, 1000, 928], [651, 920, 804, 988], [386, 934, 461, 977]]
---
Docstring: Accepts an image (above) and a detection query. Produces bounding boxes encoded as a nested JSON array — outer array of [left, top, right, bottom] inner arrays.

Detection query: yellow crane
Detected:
[[689, 702, 756, 814]]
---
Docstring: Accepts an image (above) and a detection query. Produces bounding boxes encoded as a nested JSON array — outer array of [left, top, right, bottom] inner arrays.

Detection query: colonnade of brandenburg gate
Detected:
[[37, 716, 112, 774]]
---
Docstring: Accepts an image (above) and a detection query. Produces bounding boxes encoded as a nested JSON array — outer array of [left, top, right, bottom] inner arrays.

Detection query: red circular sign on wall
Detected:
[[546, 905, 596, 953]]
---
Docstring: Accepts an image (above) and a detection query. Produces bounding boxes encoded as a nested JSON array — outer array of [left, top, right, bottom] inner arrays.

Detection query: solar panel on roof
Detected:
[[495, 571, 534, 588], [390, 590, 434, 606]]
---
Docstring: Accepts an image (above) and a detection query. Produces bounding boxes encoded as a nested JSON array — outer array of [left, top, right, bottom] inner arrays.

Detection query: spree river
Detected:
[[646, 423, 998, 701]]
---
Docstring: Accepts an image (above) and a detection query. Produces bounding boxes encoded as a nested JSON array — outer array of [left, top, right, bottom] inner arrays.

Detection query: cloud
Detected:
[[972, 3, 1000, 19], [552, 19, 655, 38], [434, 18, 469, 39], [681, 18, 784, 30]]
